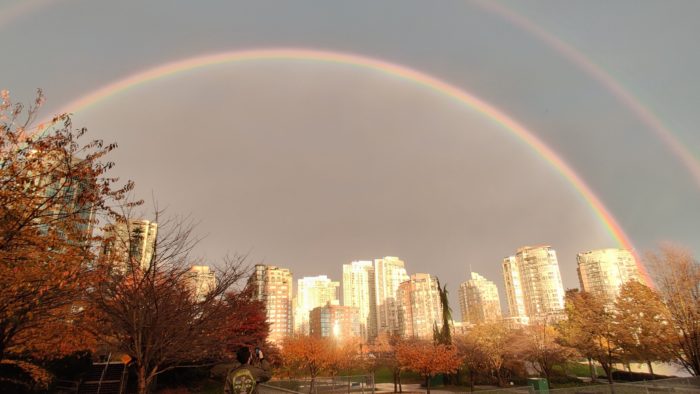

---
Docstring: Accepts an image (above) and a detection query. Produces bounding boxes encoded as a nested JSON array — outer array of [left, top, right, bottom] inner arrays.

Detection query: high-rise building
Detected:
[[252, 264, 293, 344], [186, 265, 216, 301], [459, 272, 502, 325], [502, 256, 528, 326], [309, 303, 361, 340], [502, 246, 565, 324], [102, 219, 158, 272], [342, 260, 376, 340], [451, 321, 470, 336], [32, 155, 98, 241], [577, 248, 641, 302], [295, 275, 340, 335], [397, 273, 443, 339], [374, 256, 409, 336]]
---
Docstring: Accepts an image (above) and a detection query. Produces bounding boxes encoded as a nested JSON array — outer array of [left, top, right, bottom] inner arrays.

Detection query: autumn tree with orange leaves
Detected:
[[614, 280, 675, 378], [395, 340, 462, 394], [647, 245, 700, 376], [0, 90, 130, 386], [511, 323, 577, 385], [281, 336, 333, 392], [365, 332, 404, 393], [559, 290, 622, 385], [327, 339, 361, 378], [453, 334, 486, 392]]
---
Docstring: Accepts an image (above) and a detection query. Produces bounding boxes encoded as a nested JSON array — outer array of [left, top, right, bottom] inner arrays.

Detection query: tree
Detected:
[[220, 284, 270, 355], [88, 208, 248, 394], [368, 332, 404, 393], [326, 339, 360, 378], [395, 340, 462, 394], [469, 323, 515, 387], [559, 290, 622, 385], [556, 291, 597, 382], [512, 323, 576, 385], [433, 279, 452, 346], [453, 333, 486, 392], [647, 245, 700, 376], [0, 90, 128, 385], [614, 280, 675, 379], [281, 336, 333, 393]]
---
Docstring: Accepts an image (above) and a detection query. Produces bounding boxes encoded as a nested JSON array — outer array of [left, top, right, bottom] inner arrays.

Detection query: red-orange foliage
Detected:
[[395, 340, 462, 394], [280, 336, 361, 391], [325, 339, 360, 377], [0, 90, 130, 364], [368, 333, 404, 393], [221, 285, 270, 354], [281, 336, 332, 382]]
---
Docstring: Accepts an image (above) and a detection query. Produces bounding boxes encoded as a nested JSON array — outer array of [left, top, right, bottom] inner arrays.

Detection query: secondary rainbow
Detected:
[[474, 0, 700, 191], [45, 48, 647, 280]]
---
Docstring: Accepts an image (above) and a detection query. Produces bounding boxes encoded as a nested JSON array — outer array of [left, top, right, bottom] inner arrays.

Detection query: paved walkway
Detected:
[[374, 382, 503, 393]]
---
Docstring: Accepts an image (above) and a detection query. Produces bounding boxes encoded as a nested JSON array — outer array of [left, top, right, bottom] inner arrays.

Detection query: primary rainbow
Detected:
[[45, 47, 647, 281]]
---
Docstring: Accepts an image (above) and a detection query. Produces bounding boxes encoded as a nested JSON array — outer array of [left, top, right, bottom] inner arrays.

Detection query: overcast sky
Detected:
[[2, 0, 699, 314]]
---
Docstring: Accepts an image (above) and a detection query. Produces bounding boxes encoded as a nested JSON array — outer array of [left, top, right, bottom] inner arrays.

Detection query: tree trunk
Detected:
[[604, 363, 615, 394], [425, 375, 431, 394], [137, 364, 148, 394], [592, 362, 598, 382], [496, 369, 506, 387], [398, 371, 402, 393], [393, 370, 397, 393], [647, 360, 655, 380], [605, 365, 613, 384], [469, 370, 475, 392], [588, 358, 595, 381]]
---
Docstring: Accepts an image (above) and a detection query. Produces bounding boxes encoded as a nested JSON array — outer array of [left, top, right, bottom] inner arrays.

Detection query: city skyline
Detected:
[[96, 214, 649, 327], [253, 245, 643, 335]]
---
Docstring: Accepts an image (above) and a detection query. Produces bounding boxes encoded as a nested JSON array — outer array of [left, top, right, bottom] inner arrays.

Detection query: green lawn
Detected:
[[372, 366, 422, 384], [552, 361, 595, 377]]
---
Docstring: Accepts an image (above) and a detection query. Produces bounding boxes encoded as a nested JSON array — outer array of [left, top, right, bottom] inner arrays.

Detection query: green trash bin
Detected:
[[527, 378, 549, 393]]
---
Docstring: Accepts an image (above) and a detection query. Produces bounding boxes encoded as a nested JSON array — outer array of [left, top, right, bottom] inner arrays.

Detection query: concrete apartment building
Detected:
[[252, 264, 293, 344], [186, 265, 216, 301], [577, 248, 641, 302], [342, 260, 377, 340], [102, 219, 158, 272], [503, 246, 566, 324], [502, 255, 529, 326], [459, 272, 502, 325], [309, 303, 361, 340], [374, 256, 409, 336], [397, 273, 443, 339], [295, 275, 340, 335]]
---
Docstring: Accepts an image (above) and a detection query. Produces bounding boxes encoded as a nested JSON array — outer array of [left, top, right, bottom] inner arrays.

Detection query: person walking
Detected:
[[224, 347, 272, 394]]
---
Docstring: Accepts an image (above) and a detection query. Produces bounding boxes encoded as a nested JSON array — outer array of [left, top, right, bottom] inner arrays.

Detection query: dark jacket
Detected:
[[224, 359, 272, 394]]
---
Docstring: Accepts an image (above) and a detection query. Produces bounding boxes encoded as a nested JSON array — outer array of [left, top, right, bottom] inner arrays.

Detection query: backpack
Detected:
[[229, 367, 257, 394]]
